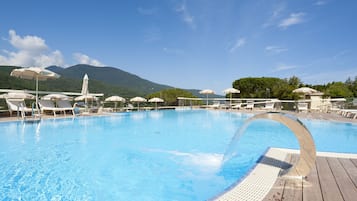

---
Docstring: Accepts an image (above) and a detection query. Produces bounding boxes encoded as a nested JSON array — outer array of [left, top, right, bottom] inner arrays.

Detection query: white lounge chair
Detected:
[[297, 102, 309, 113], [209, 101, 220, 109], [232, 103, 242, 109], [264, 102, 275, 110], [245, 102, 254, 110], [126, 103, 135, 111], [39, 100, 63, 116], [57, 100, 75, 116], [6, 99, 33, 117]]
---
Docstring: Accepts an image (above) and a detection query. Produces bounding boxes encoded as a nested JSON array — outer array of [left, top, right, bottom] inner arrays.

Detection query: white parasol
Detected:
[[10, 67, 60, 111], [148, 97, 164, 110], [199, 89, 215, 106], [130, 96, 147, 110], [105, 96, 126, 111], [3, 92, 35, 100], [42, 94, 71, 101], [292, 87, 318, 94], [75, 94, 98, 101], [223, 87, 240, 105]]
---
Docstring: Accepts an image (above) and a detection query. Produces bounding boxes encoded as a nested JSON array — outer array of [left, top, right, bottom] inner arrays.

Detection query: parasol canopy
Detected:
[[292, 87, 319, 95], [130, 97, 147, 110], [105, 96, 126, 102], [2, 92, 35, 100], [105, 96, 126, 111], [223, 87, 240, 105], [148, 97, 164, 110], [42, 94, 71, 101], [10, 67, 60, 111]]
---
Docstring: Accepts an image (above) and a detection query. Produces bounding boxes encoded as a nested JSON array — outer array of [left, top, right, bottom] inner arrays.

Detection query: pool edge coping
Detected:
[[212, 147, 357, 201]]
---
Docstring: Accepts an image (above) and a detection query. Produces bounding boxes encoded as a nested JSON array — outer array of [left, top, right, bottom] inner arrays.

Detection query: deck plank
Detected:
[[339, 158, 357, 188], [260, 153, 357, 201], [351, 158, 357, 167], [327, 157, 357, 201], [262, 154, 292, 201], [315, 157, 344, 201], [303, 156, 323, 201], [282, 155, 303, 201]]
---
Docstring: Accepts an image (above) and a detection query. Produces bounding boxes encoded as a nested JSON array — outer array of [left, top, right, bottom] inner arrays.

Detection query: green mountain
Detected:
[[0, 65, 222, 105], [0, 66, 144, 98], [47, 64, 172, 95]]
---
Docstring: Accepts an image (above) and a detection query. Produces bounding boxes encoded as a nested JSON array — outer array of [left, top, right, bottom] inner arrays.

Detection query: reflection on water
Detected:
[[131, 112, 146, 120], [35, 121, 41, 143], [149, 111, 163, 119]]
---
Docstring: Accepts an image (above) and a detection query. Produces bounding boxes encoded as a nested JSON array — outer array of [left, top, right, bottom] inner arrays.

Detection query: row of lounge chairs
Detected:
[[38, 100, 74, 116], [6, 99, 75, 117], [337, 109, 357, 119], [208, 101, 273, 110]]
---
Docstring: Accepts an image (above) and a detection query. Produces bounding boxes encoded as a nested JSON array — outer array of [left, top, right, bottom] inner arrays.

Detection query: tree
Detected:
[[233, 77, 296, 99], [287, 76, 301, 88], [345, 76, 357, 97], [325, 82, 353, 98]]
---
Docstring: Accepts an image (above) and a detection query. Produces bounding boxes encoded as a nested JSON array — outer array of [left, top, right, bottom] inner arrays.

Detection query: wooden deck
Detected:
[[263, 154, 357, 201]]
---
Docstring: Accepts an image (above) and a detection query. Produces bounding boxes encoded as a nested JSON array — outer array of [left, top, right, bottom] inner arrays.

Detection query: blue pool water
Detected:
[[0, 110, 356, 200]]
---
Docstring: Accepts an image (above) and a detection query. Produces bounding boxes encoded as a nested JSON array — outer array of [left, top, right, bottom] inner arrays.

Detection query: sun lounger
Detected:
[[209, 101, 220, 109], [245, 102, 254, 110], [231, 103, 242, 109], [297, 102, 308, 113], [39, 100, 64, 116], [125, 103, 135, 111], [264, 102, 275, 110], [57, 100, 75, 116], [339, 109, 357, 119], [6, 99, 33, 117]]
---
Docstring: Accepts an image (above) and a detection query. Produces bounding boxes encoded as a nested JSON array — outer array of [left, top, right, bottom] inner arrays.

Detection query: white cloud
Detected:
[[263, 3, 285, 28], [0, 30, 65, 67], [278, 12, 305, 29], [73, 53, 104, 66], [36, 50, 64, 67], [176, 0, 196, 29], [230, 38, 246, 53], [8, 30, 47, 53], [265, 46, 288, 54], [274, 64, 297, 72]]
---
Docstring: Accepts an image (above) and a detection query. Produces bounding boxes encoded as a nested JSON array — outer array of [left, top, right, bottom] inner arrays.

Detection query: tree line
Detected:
[[232, 76, 357, 100]]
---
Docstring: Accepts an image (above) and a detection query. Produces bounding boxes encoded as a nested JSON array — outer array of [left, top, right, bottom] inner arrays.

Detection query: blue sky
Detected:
[[1, 0, 356, 94]]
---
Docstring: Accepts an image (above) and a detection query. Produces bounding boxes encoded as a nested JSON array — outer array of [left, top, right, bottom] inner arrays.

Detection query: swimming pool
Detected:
[[0, 110, 356, 200]]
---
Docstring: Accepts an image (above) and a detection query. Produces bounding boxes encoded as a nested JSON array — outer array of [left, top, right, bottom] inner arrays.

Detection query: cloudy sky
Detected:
[[1, 0, 356, 94]]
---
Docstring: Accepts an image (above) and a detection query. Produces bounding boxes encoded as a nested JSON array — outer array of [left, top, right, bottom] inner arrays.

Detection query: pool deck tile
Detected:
[[214, 148, 289, 201]]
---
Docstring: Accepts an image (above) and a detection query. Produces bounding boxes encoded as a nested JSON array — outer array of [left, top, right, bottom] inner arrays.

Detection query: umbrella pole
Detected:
[[230, 93, 232, 106], [206, 94, 208, 106], [36, 76, 39, 113]]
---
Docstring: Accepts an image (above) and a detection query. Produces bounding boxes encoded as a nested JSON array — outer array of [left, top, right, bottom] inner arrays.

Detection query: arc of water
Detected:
[[224, 112, 316, 178]]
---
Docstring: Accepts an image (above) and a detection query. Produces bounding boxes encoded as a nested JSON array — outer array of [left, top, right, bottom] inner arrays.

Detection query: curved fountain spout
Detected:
[[249, 112, 316, 177]]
